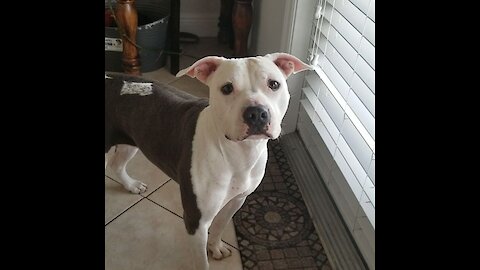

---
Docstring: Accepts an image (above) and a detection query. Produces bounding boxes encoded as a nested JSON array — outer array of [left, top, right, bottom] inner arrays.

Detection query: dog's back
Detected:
[[105, 72, 209, 180]]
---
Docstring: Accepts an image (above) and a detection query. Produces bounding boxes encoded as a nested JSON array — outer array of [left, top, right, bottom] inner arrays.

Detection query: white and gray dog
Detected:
[[105, 53, 311, 269]]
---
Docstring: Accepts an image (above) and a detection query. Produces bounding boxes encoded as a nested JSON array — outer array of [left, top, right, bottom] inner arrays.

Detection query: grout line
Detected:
[[105, 197, 145, 227], [145, 196, 184, 220], [104, 178, 172, 226], [221, 239, 239, 251], [142, 179, 172, 198]]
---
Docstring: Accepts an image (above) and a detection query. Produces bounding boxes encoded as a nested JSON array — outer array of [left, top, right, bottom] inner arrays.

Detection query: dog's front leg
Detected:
[[207, 196, 246, 260], [187, 224, 209, 270]]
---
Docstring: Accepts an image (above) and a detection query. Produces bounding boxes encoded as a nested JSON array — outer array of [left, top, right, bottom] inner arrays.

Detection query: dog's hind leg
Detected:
[[107, 144, 147, 194]]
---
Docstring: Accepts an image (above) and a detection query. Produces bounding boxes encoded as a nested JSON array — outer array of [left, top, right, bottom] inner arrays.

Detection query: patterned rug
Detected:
[[233, 140, 331, 270]]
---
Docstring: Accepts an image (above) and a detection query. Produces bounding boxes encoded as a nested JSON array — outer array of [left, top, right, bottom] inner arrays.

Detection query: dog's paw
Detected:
[[208, 241, 232, 260], [124, 180, 147, 194]]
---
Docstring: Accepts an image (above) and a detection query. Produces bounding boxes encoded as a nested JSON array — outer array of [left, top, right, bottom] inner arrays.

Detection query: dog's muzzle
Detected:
[[243, 105, 270, 135]]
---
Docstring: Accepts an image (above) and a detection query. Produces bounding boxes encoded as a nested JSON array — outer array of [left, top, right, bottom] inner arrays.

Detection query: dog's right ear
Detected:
[[176, 56, 225, 84]]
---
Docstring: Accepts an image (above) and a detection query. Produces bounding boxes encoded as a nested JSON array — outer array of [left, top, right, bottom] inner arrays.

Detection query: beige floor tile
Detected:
[[169, 76, 209, 98], [221, 220, 239, 249], [148, 180, 239, 249], [142, 68, 178, 84], [105, 149, 170, 197], [148, 180, 183, 216], [105, 176, 143, 224], [105, 199, 242, 270]]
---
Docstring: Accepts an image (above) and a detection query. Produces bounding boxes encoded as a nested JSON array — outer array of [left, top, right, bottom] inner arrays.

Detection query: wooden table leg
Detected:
[[218, 0, 234, 48], [232, 0, 252, 57], [169, 0, 181, 75], [116, 0, 141, 75]]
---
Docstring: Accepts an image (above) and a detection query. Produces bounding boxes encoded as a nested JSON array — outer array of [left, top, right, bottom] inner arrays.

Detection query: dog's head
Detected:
[[177, 53, 312, 141]]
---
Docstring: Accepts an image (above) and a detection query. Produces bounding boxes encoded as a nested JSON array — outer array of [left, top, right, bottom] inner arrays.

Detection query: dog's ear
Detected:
[[176, 56, 225, 84], [264, 53, 313, 78]]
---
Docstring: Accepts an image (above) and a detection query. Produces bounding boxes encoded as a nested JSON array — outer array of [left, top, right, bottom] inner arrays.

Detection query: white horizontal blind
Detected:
[[301, 0, 375, 248]]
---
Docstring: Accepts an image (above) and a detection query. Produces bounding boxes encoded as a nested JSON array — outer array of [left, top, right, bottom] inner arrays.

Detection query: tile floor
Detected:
[[105, 38, 244, 269]]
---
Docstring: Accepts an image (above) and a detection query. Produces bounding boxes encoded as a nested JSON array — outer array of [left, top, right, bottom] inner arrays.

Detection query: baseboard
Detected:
[[180, 13, 218, 37]]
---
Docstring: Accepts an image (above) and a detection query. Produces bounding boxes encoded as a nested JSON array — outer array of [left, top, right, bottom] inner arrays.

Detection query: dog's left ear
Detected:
[[176, 56, 225, 84], [264, 53, 313, 78]]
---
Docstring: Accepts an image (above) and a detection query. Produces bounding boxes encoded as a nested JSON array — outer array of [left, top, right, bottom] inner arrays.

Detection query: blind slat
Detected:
[[350, 0, 371, 16], [368, 155, 375, 184], [363, 176, 375, 207], [318, 54, 351, 99], [350, 73, 374, 115], [303, 85, 320, 107], [300, 99, 337, 155], [340, 117, 373, 171], [303, 84, 341, 146], [347, 89, 375, 139], [355, 56, 375, 93], [316, 34, 328, 53], [324, 3, 362, 50], [358, 37, 375, 70], [333, 146, 364, 201], [315, 27, 374, 73], [318, 22, 358, 68], [306, 75, 345, 130], [368, 0, 375, 22], [328, 0, 367, 34], [363, 17, 375, 46], [324, 42, 355, 86], [337, 135, 368, 185]]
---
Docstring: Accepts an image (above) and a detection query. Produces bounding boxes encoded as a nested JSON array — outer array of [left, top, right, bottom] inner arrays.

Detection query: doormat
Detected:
[[233, 140, 332, 270]]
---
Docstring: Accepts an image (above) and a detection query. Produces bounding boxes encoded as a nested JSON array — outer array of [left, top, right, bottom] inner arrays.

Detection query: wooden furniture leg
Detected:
[[169, 0, 181, 75], [218, 0, 234, 48], [116, 0, 141, 75], [232, 0, 252, 56]]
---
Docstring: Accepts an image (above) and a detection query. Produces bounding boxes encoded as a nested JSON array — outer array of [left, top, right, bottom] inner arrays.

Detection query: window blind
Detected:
[[301, 0, 375, 230]]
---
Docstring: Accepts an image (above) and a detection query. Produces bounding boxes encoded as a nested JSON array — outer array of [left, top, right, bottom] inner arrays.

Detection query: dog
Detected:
[[105, 53, 311, 269]]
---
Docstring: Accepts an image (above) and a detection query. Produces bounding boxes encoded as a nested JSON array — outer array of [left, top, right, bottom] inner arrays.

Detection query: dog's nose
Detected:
[[243, 106, 270, 132]]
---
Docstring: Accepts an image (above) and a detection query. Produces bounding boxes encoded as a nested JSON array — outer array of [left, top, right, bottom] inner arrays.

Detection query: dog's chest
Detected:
[[191, 138, 268, 200]]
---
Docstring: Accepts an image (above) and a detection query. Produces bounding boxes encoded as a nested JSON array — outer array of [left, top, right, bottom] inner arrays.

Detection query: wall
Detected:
[[180, 0, 220, 37], [250, 0, 287, 55]]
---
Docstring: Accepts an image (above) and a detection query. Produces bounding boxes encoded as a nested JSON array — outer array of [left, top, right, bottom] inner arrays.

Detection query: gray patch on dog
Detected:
[[120, 81, 153, 96]]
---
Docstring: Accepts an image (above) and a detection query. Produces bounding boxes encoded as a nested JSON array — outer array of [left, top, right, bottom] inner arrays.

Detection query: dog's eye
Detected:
[[221, 83, 234, 95], [268, 79, 280, 91]]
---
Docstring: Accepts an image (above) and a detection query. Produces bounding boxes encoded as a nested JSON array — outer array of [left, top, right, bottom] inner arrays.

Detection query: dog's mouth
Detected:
[[225, 131, 273, 142]]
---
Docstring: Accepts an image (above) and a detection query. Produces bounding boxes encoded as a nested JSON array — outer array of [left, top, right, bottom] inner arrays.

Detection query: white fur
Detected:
[[201, 57, 290, 141], [188, 107, 269, 267], [106, 144, 147, 194], [183, 56, 291, 268]]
